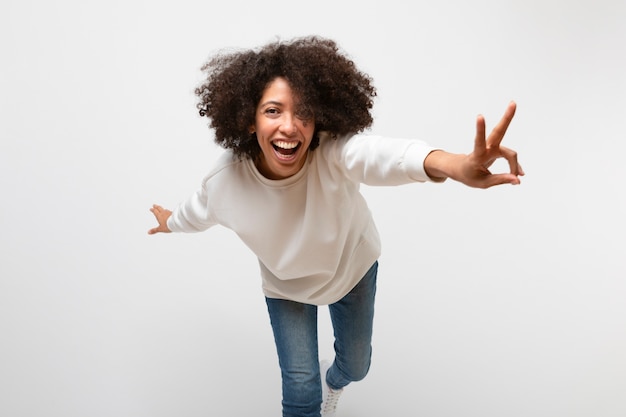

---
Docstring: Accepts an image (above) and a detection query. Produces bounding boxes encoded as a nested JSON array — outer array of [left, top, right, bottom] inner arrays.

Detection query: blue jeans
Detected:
[[265, 261, 378, 417]]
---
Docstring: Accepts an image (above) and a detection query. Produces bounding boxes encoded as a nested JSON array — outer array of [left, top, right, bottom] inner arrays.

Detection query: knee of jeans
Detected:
[[340, 356, 371, 382], [350, 362, 371, 382]]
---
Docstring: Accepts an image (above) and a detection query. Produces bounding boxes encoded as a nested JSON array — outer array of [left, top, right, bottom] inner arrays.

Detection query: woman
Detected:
[[148, 35, 523, 417]]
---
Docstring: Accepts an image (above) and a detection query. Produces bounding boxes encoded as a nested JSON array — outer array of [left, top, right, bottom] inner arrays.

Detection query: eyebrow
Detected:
[[259, 100, 283, 108]]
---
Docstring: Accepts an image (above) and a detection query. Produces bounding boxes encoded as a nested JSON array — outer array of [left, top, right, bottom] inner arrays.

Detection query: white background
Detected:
[[1, 0, 625, 416]]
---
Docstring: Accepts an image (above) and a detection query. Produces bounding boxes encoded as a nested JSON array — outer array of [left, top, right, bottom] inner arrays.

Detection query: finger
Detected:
[[481, 173, 521, 188], [472, 170, 520, 189], [473, 114, 487, 156], [150, 205, 165, 219], [499, 146, 522, 176], [487, 101, 516, 148]]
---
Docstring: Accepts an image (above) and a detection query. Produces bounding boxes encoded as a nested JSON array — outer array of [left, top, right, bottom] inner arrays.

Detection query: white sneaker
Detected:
[[320, 360, 343, 417]]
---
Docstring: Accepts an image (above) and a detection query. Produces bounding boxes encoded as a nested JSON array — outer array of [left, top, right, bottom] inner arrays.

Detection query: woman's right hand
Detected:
[[148, 204, 172, 234]]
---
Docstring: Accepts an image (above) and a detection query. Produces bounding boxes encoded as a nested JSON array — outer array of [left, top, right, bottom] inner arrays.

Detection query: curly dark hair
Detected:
[[195, 36, 377, 159]]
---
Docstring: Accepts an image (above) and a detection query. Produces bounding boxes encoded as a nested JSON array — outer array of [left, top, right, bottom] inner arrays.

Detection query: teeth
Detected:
[[273, 140, 299, 150]]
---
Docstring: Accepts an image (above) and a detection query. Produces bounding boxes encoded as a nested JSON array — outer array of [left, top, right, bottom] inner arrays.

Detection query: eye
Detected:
[[296, 113, 312, 123], [295, 106, 313, 122], [264, 107, 280, 117]]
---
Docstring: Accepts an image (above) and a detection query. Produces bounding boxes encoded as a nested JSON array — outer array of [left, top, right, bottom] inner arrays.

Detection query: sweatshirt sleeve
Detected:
[[334, 133, 446, 186], [166, 181, 218, 233], [166, 150, 239, 233]]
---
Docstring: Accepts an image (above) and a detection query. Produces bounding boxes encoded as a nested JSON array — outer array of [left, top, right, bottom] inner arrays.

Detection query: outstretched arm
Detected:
[[148, 204, 172, 234], [424, 101, 524, 188]]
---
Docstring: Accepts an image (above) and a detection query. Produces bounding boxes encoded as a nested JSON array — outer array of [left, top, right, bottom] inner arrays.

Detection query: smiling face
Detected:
[[252, 77, 315, 180]]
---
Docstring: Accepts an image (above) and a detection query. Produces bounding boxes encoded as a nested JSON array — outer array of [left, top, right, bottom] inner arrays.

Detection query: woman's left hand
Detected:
[[425, 101, 525, 188], [461, 100, 524, 188]]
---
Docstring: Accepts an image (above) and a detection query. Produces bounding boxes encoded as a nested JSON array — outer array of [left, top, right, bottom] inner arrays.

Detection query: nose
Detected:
[[279, 113, 298, 136]]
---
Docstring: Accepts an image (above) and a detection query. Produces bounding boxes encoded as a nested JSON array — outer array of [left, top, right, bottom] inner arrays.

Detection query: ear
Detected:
[[249, 125, 256, 134]]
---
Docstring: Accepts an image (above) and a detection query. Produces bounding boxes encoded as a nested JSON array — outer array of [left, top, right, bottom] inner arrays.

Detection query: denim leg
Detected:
[[266, 297, 322, 417], [326, 261, 378, 390]]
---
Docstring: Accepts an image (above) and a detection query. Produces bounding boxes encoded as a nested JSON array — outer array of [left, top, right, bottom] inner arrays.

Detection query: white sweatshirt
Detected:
[[167, 132, 441, 305]]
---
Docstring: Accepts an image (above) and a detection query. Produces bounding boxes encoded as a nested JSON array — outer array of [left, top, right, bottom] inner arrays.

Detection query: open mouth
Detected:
[[272, 140, 301, 159]]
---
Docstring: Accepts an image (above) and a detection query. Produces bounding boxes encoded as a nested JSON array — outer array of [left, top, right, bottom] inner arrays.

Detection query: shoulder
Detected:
[[316, 131, 359, 158], [317, 131, 392, 162], [200, 149, 246, 186]]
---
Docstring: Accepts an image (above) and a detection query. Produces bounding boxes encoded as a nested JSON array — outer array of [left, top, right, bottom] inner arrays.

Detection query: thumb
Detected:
[[483, 173, 521, 188]]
